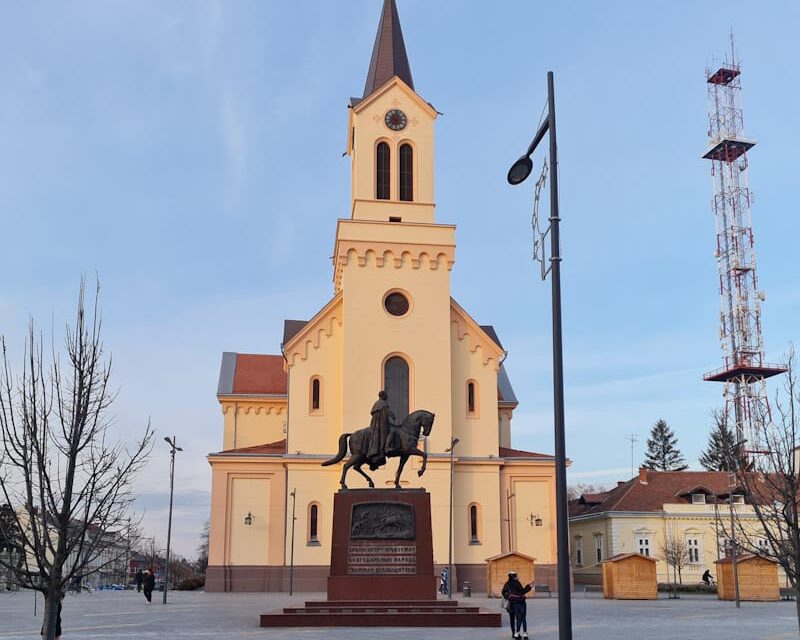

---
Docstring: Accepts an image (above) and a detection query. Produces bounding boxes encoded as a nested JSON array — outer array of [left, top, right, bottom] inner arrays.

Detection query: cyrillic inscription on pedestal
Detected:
[[348, 543, 417, 574]]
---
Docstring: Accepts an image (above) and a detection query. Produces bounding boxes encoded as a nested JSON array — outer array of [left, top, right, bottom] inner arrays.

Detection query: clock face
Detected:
[[384, 109, 408, 131]]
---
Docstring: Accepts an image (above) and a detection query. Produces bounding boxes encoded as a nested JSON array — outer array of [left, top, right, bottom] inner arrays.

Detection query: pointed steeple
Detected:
[[363, 0, 414, 98]]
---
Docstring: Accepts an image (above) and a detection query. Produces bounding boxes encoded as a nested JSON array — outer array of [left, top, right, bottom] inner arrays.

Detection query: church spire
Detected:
[[363, 0, 414, 98]]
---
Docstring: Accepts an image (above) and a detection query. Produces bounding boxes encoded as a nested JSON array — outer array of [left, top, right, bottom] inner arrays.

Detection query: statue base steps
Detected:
[[260, 488, 501, 627]]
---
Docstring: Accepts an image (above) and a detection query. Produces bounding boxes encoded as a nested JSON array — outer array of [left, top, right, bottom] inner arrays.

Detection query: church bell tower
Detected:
[[333, 0, 455, 453]]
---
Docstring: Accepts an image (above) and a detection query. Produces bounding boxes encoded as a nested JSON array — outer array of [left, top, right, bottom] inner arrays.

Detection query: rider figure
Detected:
[[367, 390, 395, 470]]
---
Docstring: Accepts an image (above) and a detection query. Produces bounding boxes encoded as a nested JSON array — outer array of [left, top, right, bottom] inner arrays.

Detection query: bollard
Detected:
[[463, 581, 471, 597]]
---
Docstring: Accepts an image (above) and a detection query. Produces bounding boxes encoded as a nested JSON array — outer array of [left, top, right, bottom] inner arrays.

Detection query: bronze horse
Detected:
[[321, 410, 435, 489]]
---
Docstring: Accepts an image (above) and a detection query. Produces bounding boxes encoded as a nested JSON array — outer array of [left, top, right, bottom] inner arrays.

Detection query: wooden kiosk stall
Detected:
[[715, 554, 779, 602], [601, 553, 658, 600], [485, 552, 535, 598]]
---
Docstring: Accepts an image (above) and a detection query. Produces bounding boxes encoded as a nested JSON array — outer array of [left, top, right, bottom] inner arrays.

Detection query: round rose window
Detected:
[[384, 292, 410, 317]]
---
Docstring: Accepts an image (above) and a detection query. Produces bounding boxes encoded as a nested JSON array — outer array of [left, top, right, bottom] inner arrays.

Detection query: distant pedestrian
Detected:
[[439, 568, 448, 595], [502, 571, 532, 639], [142, 570, 155, 603], [134, 569, 143, 593]]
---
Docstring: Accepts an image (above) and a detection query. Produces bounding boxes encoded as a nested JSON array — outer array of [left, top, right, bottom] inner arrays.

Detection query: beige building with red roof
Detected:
[[569, 468, 784, 585], [205, 0, 558, 593]]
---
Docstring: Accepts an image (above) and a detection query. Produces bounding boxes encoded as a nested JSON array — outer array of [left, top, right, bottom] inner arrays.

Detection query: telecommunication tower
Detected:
[[702, 41, 785, 455]]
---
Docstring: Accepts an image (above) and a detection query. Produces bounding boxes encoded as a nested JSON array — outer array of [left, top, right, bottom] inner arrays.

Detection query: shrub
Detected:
[[176, 577, 205, 591]]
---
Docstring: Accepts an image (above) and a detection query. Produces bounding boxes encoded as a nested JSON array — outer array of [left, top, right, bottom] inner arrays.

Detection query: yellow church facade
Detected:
[[206, 0, 558, 593]]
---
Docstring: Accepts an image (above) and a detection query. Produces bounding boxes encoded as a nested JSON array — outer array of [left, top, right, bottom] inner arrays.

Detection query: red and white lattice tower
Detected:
[[702, 43, 785, 455]]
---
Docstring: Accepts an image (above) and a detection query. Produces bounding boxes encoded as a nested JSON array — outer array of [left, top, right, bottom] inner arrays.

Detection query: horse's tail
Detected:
[[321, 433, 351, 466]]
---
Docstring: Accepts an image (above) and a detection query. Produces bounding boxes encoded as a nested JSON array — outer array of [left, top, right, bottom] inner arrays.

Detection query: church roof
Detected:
[[217, 352, 286, 396], [215, 439, 288, 455], [363, 0, 414, 99], [499, 446, 551, 459], [282, 319, 308, 345]]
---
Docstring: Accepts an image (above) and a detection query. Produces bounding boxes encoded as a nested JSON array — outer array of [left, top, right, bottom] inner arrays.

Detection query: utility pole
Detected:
[[163, 436, 182, 604], [289, 488, 297, 596], [445, 438, 459, 598], [625, 434, 638, 479]]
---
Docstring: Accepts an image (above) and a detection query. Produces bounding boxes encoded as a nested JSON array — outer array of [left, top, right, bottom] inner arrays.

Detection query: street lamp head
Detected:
[[163, 437, 171, 444], [176, 447, 183, 452], [507, 155, 533, 186]]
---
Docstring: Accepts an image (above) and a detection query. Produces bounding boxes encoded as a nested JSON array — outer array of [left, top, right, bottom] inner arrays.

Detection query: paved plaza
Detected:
[[0, 590, 797, 639]]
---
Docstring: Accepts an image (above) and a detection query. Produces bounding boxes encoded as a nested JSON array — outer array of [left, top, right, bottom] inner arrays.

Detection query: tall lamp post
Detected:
[[445, 437, 460, 598], [507, 70, 572, 640], [726, 437, 746, 609], [163, 436, 182, 604]]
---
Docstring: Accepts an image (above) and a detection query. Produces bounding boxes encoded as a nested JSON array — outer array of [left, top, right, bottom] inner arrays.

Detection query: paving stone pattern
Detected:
[[0, 590, 796, 639]]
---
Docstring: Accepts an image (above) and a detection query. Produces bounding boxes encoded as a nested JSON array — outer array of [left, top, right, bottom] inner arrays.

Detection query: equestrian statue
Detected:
[[321, 390, 435, 489]]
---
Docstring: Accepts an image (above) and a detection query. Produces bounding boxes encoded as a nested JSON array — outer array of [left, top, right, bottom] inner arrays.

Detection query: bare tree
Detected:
[[196, 519, 209, 575], [566, 483, 607, 502], [0, 281, 153, 640], [719, 346, 800, 633], [660, 524, 688, 597]]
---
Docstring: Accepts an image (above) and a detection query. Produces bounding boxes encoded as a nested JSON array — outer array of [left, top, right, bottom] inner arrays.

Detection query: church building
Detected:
[[206, 0, 559, 593]]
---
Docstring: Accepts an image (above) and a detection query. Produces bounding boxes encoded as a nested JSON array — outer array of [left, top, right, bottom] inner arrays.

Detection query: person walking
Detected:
[[502, 571, 532, 639], [134, 569, 143, 593], [142, 570, 155, 603], [439, 568, 448, 595]]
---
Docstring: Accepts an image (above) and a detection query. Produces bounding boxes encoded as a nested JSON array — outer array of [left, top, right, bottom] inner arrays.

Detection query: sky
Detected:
[[1, 1, 799, 559]]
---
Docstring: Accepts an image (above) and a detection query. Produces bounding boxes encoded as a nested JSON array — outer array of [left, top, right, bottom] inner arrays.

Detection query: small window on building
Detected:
[[308, 503, 319, 544], [399, 143, 413, 201], [686, 537, 700, 563], [310, 377, 321, 413], [469, 504, 480, 544], [637, 537, 650, 557], [389, 216, 402, 222], [732, 494, 745, 505], [757, 538, 770, 553], [692, 493, 707, 504], [575, 537, 583, 566], [467, 381, 476, 415], [594, 535, 603, 563], [376, 142, 390, 200]]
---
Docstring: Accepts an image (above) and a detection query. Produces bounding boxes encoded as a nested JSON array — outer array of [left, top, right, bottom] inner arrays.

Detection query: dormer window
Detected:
[[732, 494, 745, 505], [692, 493, 707, 505]]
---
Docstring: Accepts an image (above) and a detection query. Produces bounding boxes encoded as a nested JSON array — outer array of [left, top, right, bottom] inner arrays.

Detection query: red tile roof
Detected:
[[499, 446, 551, 459], [570, 470, 745, 516], [231, 354, 286, 395], [222, 439, 287, 455]]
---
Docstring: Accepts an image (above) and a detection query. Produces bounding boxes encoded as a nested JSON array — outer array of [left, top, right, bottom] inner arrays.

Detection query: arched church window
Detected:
[[376, 142, 390, 200], [308, 503, 319, 544], [383, 356, 409, 421], [467, 381, 476, 415], [399, 143, 413, 201], [469, 503, 481, 544], [310, 377, 321, 413]]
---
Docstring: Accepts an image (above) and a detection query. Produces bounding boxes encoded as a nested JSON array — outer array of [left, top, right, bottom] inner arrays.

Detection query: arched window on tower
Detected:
[[383, 356, 409, 421], [399, 143, 413, 202], [308, 503, 320, 545], [310, 377, 321, 413], [467, 380, 477, 415], [469, 503, 481, 544], [376, 142, 390, 200]]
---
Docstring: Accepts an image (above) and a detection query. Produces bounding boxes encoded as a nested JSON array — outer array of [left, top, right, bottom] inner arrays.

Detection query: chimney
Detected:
[[638, 468, 648, 484]]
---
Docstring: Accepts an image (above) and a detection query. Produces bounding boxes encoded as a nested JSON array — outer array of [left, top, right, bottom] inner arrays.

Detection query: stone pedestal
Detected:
[[260, 488, 500, 627], [327, 488, 436, 601]]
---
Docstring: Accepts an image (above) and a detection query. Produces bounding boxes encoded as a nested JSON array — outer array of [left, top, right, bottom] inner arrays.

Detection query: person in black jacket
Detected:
[[142, 570, 156, 603], [501, 571, 532, 639]]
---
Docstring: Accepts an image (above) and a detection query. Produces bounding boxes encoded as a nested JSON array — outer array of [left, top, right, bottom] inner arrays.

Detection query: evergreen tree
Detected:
[[642, 419, 688, 471], [699, 412, 736, 471]]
